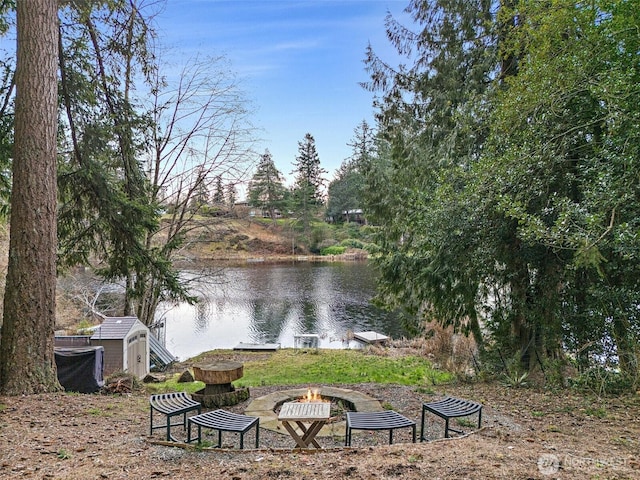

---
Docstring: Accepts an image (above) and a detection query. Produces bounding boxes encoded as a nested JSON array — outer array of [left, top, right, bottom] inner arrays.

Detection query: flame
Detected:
[[299, 388, 326, 403]]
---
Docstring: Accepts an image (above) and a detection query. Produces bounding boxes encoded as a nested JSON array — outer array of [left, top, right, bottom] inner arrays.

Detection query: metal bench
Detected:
[[420, 396, 482, 440], [187, 409, 259, 449], [149, 392, 201, 441], [345, 411, 416, 446]]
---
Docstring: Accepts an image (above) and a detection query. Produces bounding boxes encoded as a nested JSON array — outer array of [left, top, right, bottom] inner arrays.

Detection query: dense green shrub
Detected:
[[569, 367, 635, 396], [339, 238, 365, 249], [320, 246, 347, 256]]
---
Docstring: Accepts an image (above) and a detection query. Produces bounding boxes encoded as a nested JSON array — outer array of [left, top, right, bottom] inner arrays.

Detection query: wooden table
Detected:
[[278, 401, 331, 449]]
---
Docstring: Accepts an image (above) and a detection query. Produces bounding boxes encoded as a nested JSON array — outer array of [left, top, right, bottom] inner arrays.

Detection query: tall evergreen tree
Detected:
[[365, 0, 640, 385], [189, 167, 210, 212], [363, 0, 496, 353], [326, 121, 374, 223], [0, 0, 60, 395], [212, 175, 225, 205], [56, 0, 160, 317], [346, 119, 376, 171], [225, 182, 237, 210], [291, 133, 326, 234], [247, 149, 286, 220]]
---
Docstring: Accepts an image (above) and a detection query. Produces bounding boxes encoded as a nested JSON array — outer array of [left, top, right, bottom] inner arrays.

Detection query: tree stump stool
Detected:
[[191, 360, 250, 408]]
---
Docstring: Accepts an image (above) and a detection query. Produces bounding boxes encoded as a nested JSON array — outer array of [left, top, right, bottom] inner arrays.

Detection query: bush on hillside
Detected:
[[320, 246, 347, 256]]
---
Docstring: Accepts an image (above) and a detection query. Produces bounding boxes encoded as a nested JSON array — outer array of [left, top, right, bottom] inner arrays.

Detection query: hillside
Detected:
[[171, 217, 368, 265], [177, 218, 295, 263]]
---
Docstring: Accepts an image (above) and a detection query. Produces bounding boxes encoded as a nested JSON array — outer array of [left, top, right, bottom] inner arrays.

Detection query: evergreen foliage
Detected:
[[56, 0, 171, 320], [247, 150, 286, 219], [364, 0, 640, 386], [291, 133, 327, 234], [326, 120, 374, 223], [212, 175, 225, 205], [0, 2, 255, 327]]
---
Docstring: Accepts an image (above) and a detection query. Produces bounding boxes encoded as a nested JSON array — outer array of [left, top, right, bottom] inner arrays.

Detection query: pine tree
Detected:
[[326, 121, 375, 223], [189, 167, 210, 212], [362, 0, 497, 355], [346, 120, 376, 171], [225, 182, 237, 211], [291, 133, 326, 234], [247, 150, 286, 220], [0, 0, 60, 394], [212, 175, 225, 205]]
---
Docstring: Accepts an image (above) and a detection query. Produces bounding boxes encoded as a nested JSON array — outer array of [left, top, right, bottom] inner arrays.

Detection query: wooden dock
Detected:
[[233, 342, 280, 352], [353, 331, 389, 345]]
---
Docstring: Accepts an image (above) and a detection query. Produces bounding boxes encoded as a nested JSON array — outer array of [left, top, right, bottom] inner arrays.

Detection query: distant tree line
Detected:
[[245, 123, 375, 229]]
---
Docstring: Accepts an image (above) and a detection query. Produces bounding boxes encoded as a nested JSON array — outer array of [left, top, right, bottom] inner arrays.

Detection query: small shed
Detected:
[[90, 316, 150, 378]]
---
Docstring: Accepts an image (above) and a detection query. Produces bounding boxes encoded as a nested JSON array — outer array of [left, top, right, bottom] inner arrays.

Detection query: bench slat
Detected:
[[345, 411, 416, 446], [149, 392, 201, 442], [421, 396, 482, 440], [187, 410, 259, 449]]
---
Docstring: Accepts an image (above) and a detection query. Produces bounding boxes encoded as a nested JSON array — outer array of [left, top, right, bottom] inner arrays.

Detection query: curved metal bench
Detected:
[[149, 392, 201, 441], [345, 410, 416, 446], [421, 396, 482, 440], [187, 409, 259, 449]]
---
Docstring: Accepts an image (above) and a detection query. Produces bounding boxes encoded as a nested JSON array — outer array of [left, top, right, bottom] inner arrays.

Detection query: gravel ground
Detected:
[[1, 361, 638, 479]]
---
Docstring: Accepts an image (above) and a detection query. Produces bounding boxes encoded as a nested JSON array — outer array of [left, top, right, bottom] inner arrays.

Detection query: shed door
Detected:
[[127, 334, 147, 378]]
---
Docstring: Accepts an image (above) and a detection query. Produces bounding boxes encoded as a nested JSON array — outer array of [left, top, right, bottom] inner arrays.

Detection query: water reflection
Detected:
[[162, 262, 406, 361]]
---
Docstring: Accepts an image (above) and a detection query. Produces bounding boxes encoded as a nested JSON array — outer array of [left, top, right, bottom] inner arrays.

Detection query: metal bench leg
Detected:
[[389, 429, 393, 445], [255, 422, 260, 448], [187, 420, 201, 444], [444, 418, 450, 438]]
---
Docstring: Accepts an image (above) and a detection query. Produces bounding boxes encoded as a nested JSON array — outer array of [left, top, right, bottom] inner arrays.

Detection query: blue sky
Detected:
[[155, 0, 408, 189]]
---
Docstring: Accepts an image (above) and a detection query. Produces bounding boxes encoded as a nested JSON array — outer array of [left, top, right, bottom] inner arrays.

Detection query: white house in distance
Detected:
[[90, 316, 150, 378]]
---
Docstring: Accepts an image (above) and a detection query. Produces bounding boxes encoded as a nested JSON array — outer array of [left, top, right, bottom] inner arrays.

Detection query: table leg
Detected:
[[296, 420, 324, 448], [281, 420, 326, 448], [282, 420, 308, 448]]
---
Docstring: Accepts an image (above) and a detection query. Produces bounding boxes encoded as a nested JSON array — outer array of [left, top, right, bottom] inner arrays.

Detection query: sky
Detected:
[[155, 0, 409, 189]]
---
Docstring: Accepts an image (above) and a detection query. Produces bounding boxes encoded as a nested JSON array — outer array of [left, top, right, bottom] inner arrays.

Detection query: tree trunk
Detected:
[[612, 315, 639, 386], [0, 0, 60, 394]]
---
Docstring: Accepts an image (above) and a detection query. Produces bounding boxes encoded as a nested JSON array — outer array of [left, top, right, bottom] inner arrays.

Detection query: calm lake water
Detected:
[[161, 262, 406, 361]]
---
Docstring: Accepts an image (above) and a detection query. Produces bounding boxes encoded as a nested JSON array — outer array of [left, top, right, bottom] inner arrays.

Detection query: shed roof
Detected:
[[90, 316, 146, 340]]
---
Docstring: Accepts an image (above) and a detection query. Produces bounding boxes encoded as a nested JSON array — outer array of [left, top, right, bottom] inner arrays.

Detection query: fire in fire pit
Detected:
[[299, 388, 329, 403]]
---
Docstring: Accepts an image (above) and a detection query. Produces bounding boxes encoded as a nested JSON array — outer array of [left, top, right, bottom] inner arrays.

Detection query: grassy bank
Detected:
[[146, 349, 453, 394]]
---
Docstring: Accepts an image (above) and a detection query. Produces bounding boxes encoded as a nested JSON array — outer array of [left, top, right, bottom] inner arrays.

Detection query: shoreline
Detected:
[[175, 249, 370, 268]]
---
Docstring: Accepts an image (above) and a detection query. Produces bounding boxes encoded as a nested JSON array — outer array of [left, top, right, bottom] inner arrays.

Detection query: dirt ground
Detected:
[[1, 356, 639, 480]]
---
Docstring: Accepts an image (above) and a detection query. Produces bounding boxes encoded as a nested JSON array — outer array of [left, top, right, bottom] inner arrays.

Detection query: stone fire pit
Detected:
[[191, 360, 250, 408]]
